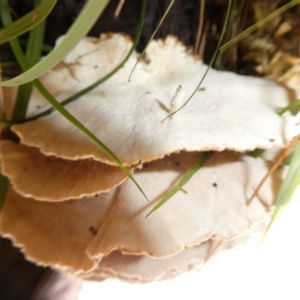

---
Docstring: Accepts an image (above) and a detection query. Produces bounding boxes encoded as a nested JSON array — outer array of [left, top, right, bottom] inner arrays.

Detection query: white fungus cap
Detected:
[[11, 34, 300, 166]]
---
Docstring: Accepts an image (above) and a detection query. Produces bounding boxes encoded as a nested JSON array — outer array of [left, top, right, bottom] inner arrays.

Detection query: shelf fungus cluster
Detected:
[[0, 34, 299, 283]]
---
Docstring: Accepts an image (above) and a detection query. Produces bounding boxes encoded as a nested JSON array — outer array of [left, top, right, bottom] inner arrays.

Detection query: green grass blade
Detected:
[[12, 0, 46, 121], [25, 0, 146, 122], [0, 0, 109, 86], [32, 79, 148, 201], [1, 2, 30, 71], [128, 0, 174, 81], [263, 142, 300, 237], [19, 38, 53, 52], [146, 152, 214, 217], [162, 0, 233, 121], [12, 84, 33, 120], [0, 0, 146, 125], [278, 99, 300, 116], [250, 148, 265, 158], [220, 0, 300, 53], [25, 1, 46, 66], [0, 61, 18, 67], [1, 0, 148, 201], [0, 0, 55, 45], [0, 0, 48, 212]]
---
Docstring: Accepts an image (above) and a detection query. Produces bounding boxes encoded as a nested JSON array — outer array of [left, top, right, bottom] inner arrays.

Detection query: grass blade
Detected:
[[12, 84, 32, 120], [0, 0, 146, 125], [0, 0, 46, 212], [146, 152, 214, 217], [128, 0, 174, 81], [161, 0, 233, 121], [25, 0, 146, 122], [278, 99, 300, 116], [0, 0, 109, 86], [32, 80, 148, 201], [0, 0, 55, 45], [263, 141, 300, 237], [12, 0, 46, 121], [0, 1, 145, 123], [1, 0, 148, 201]]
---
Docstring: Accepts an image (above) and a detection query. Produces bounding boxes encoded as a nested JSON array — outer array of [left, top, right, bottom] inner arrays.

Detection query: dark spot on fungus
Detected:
[[89, 227, 97, 236], [213, 183, 217, 187], [157, 100, 169, 113], [198, 87, 206, 91], [140, 52, 151, 64]]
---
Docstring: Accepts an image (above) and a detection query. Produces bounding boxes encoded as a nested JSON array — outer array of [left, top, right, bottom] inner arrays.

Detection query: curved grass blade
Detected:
[[262, 141, 300, 239], [32, 80, 148, 201], [146, 152, 214, 217], [2, 0, 148, 201], [278, 99, 300, 116], [12, 0, 46, 121], [12, 84, 33, 120], [0, 0, 109, 86], [0, 0, 55, 45], [220, 0, 300, 53], [161, 0, 233, 122], [25, 0, 146, 122], [1, 61, 18, 67], [0, 0, 45, 212], [128, 0, 174, 81], [0, 0, 146, 125]]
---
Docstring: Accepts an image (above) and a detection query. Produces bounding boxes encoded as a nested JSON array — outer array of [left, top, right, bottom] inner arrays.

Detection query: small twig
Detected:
[[197, 240, 224, 272], [161, 0, 233, 122], [114, 0, 125, 19], [194, 0, 205, 54], [198, 22, 208, 60], [128, 0, 174, 82]]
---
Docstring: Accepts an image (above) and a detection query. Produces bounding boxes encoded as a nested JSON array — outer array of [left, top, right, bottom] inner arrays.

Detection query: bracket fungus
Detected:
[[0, 141, 127, 201], [0, 33, 298, 282], [11, 34, 300, 165], [0, 152, 283, 280]]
